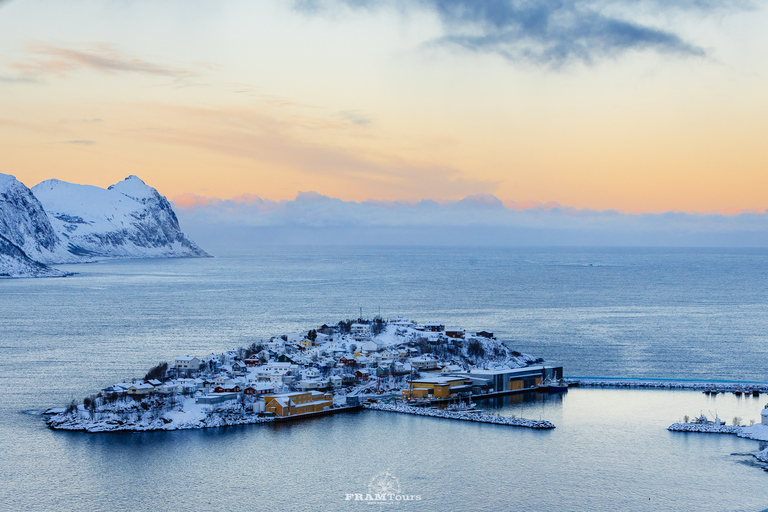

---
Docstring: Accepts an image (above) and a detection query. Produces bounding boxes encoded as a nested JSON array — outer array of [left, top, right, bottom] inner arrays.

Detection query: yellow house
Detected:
[[403, 376, 470, 399], [299, 339, 312, 349], [263, 391, 333, 417]]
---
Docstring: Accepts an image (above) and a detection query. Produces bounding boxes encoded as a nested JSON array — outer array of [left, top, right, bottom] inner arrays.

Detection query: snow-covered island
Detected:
[[668, 406, 768, 467], [45, 319, 563, 432]]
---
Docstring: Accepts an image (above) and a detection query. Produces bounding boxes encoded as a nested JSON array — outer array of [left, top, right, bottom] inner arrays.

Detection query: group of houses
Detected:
[[99, 318, 561, 418]]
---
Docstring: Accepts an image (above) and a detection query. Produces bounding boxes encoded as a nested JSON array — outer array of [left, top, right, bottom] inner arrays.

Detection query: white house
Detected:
[[441, 364, 464, 375], [175, 356, 201, 372], [409, 356, 440, 370], [298, 379, 324, 391], [351, 323, 371, 340], [361, 340, 379, 353]]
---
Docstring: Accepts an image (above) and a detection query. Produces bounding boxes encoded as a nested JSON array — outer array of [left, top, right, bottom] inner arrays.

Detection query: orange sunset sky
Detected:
[[1, 0, 766, 214]]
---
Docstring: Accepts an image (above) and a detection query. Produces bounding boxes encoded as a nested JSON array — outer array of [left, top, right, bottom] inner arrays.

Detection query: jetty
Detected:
[[365, 402, 555, 429], [575, 378, 768, 394]]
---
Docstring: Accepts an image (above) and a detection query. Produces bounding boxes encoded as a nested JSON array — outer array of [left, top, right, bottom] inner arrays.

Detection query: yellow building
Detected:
[[402, 376, 470, 400], [263, 391, 333, 417]]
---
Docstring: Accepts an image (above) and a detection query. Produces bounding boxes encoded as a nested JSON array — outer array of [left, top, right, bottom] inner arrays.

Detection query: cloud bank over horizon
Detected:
[[173, 191, 768, 251]]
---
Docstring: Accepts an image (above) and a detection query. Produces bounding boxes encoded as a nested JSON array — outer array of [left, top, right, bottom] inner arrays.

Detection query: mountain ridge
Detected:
[[0, 174, 210, 278]]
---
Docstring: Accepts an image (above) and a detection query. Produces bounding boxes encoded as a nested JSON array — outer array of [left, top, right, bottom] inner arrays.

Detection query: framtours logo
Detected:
[[344, 472, 422, 504]]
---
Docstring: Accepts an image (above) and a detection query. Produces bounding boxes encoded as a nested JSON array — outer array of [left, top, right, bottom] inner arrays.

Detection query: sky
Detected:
[[1, 0, 767, 220]]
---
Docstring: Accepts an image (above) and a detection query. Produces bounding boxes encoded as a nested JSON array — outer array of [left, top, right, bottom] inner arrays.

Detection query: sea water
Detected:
[[1, 247, 767, 511]]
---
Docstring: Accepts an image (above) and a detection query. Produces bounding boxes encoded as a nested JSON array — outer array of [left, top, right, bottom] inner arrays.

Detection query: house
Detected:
[[402, 376, 471, 399], [244, 356, 261, 367], [127, 383, 155, 396], [475, 330, 494, 339], [441, 364, 464, 375], [444, 327, 465, 339], [159, 381, 181, 394], [355, 369, 372, 382], [305, 367, 321, 379], [330, 375, 343, 388], [408, 356, 440, 370], [174, 356, 201, 372], [197, 392, 238, 405], [231, 361, 248, 373], [339, 357, 357, 367], [263, 391, 333, 417], [423, 322, 444, 332], [351, 323, 371, 340], [243, 383, 276, 395], [298, 379, 325, 391], [361, 340, 379, 353], [213, 385, 241, 393]]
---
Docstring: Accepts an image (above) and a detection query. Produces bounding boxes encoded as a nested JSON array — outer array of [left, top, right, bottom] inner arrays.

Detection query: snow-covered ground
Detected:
[[47, 398, 275, 432]]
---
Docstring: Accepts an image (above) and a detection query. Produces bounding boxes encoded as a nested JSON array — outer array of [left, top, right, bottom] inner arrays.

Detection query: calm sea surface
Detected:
[[1, 247, 768, 511]]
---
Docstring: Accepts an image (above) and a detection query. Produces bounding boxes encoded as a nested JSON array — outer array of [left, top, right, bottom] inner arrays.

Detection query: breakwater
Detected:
[[365, 402, 555, 429], [574, 379, 768, 393]]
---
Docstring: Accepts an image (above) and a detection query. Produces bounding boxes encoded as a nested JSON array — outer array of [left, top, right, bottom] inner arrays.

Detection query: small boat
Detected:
[[753, 390, 761, 397], [734, 389, 742, 396], [447, 401, 477, 412]]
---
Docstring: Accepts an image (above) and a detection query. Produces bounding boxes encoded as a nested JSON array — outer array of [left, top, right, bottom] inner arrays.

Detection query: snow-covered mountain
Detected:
[[0, 173, 62, 263], [0, 233, 67, 278], [32, 175, 210, 261], [0, 173, 209, 278]]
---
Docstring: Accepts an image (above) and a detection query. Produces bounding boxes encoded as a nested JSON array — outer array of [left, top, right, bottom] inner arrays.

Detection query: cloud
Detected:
[[337, 110, 372, 126], [297, 0, 742, 66], [10, 42, 195, 79], [173, 191, 768, 249], [0, 74, 37, 84]]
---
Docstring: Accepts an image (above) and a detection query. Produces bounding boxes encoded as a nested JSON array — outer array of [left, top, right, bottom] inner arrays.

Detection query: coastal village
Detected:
[[46, 318, 563, 431]]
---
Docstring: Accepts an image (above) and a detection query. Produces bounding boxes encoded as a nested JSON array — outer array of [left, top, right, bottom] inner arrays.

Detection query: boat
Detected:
[[734, 389, 742, 396], [547, 378, 569, 392], [446, 401, 477, 412]]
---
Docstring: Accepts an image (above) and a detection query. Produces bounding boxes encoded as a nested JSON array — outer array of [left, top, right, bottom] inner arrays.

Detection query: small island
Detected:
[[45, 318, 563, 432]]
